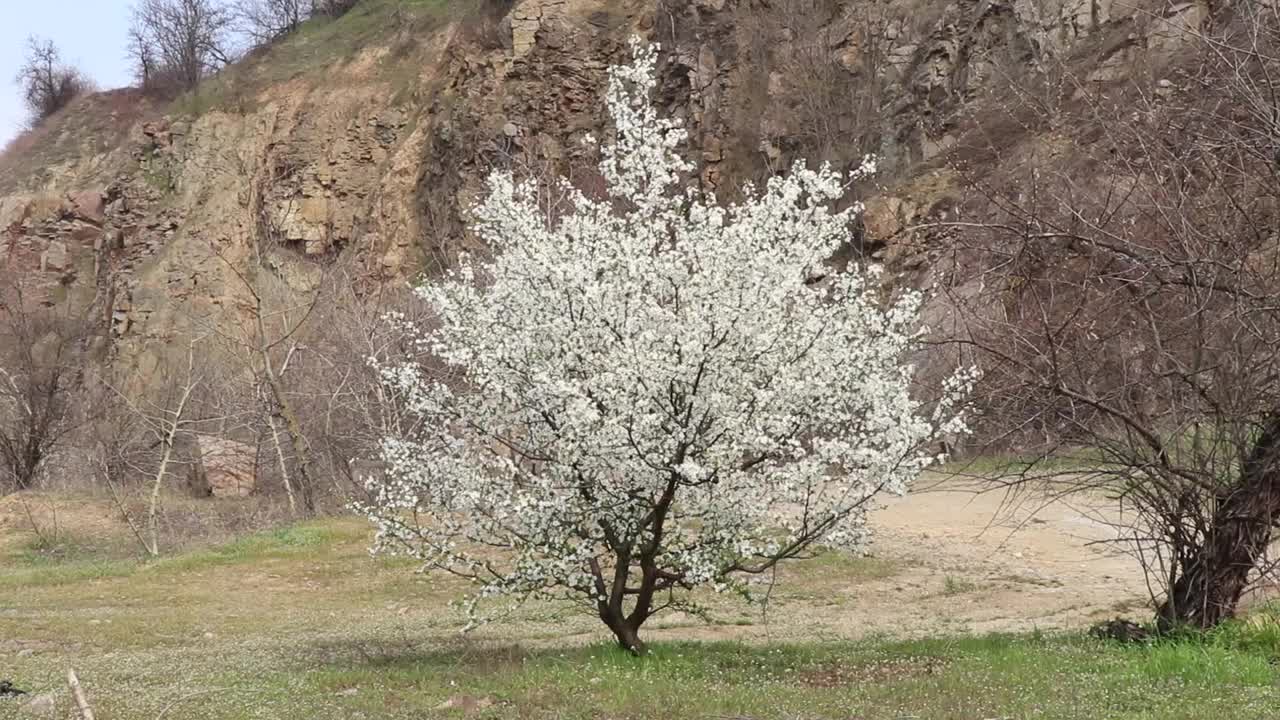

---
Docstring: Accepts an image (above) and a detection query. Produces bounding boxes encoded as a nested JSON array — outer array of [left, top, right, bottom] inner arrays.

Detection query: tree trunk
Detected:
[[14, 427, 43, 490], [1157, 413, 1280, 630], [146, 436, 176, 557], [12, 461, 37, 491], [605, 615, 648, 656], [256, 334, 315, 515], [265, 412, 297, 516], [596, 575, 650, 656], [273, 387, 316, 514]]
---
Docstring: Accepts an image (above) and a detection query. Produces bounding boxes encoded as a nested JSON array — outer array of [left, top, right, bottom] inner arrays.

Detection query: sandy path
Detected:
[[649, 477, 1155, 643], [853, 478, 1151, 635]]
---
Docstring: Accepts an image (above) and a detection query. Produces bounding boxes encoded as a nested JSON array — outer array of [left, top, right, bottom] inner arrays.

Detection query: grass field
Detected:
[[4, 513, 1280, 719]]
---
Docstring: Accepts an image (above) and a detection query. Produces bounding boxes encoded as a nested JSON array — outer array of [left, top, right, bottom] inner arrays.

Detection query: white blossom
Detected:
[[359, 39, 974, 651]]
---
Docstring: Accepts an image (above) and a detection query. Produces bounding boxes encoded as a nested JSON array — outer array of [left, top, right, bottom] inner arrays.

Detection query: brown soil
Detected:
[[638, 476, 1157, 644], [856, 477, 1151, 635]]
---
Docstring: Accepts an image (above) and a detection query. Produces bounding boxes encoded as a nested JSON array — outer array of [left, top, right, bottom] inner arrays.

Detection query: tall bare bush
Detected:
[[14, 37, 91, 125], [234, 0, 309, 43], [0, 282, 91, 492], [939, 0, 1280, 630], [129, 0, 236, 95]]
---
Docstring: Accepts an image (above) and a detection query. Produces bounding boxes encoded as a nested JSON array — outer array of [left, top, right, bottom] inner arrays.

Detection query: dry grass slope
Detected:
[[0, 90, 158, 196]]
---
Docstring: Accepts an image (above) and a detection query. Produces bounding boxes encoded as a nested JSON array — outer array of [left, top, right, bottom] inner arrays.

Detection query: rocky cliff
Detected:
[[0, 0, 1206, 384]]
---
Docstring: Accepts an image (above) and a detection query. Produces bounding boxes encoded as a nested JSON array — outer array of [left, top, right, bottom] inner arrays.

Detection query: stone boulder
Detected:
[[190, 435, 257, 498], [65, 190, 106, 225], [862, 196, 907, 242]]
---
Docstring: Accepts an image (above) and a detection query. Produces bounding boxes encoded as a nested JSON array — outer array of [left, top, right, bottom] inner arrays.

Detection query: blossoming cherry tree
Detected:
[[363, 40, 973, 654]]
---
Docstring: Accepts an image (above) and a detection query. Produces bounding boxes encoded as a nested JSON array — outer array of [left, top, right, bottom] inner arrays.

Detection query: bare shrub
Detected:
[[718, 0, 895, 194], [0, 282, 92, 492], [311, 0, 359, 18], [14, 37, 91, 125], [289, 265, 433, 502], [939, 0, 1280, 630], [97, 338, 232, 555], [234, 0, 310, 43]]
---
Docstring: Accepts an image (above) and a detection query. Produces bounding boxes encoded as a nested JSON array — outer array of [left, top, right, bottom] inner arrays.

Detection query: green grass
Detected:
[[3, 516, 1279, 718], [944, 424, 1263, 486], [942, 575, 980, 596], [153, 522, 350, 569], [0, 520, 357, 588]]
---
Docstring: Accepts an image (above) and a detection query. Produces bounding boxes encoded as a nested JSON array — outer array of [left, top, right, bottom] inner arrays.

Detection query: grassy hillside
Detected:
[[172, 0, 476, 116], [4, 513, 1279, 719], [0, 0, 470, 193]]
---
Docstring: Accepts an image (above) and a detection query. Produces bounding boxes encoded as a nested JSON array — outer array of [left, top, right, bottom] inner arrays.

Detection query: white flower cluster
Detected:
[[360, 39, 974, 630]]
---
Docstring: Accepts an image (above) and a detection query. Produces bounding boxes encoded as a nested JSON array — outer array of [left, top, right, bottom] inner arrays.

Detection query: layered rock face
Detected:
[[0, 0, 1203, 384]]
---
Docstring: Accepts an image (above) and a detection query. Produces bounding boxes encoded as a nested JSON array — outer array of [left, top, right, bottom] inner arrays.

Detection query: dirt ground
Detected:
[[848, 477, 1151, 636], [595, 476, 1158, 646]]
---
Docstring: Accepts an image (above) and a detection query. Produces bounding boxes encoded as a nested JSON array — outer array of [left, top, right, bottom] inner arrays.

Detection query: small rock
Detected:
[[862, 196, 905, 241], [40, 241, 68, 273], [16, 649, 34, 658], [336, 688, 359, 697], [194, 435, 257, 498], [1090, 618, 1150, 643], [502, 122, 520, 138], [18, 693, 56, 717]]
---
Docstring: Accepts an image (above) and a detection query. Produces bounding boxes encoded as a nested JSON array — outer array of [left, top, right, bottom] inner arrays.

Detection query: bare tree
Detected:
[[936, 0, 1280, 630], [14, 37, 91, 125], [291, 265, 432, 499], [127, 23, 163, 94], [773, 1, 890, 167], [130, 0, 236, 95], [0, 283, 89, 492], [234, 0, 309, 44], [311, 0, 357, 18], [105, 338, 208, 556], [207, 238, 320, 516], [200, 152, 324, 515]]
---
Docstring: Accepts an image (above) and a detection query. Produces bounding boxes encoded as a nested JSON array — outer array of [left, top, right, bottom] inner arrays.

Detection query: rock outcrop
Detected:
[[188, 435, 257, 498], [0, 0, 1210, 387]]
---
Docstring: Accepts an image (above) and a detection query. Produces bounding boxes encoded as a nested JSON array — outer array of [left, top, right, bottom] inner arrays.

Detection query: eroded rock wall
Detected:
[[0, 0, 1207, 384]]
